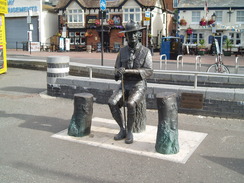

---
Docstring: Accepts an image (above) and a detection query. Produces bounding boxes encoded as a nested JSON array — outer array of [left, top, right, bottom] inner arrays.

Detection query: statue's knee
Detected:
[[127, 100, 136, 111]]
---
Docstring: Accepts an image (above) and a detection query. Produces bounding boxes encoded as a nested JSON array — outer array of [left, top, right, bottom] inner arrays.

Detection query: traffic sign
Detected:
[[100, 0, 106, 11], [145, 11, 151, 18]]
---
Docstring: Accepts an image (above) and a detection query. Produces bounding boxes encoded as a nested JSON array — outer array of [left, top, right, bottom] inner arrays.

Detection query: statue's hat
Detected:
[[119, 20, 145, 33]]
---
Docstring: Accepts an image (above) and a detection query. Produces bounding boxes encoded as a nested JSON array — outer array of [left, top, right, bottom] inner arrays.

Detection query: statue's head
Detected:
[[120, 20, 145, 48]]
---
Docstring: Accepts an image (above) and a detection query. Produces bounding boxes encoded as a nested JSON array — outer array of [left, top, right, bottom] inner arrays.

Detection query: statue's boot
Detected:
[[125, 131, 133, 144], [114, 128, 126, 140], [109, 105, 126, 140], [125, 109, 135, 144]]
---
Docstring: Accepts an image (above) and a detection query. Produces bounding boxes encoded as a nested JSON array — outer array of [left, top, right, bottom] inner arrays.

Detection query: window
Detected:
[[67, 8, 84, 23], [69, 31, 85, 45], [229, 33, 242, 45], [215, 11, 222, 22], [192, 11, 201, 23], [236, 11, 244, 22], [173, 0, 179, 8], [123, 7, 141, 23], [185, 33, 204, 44]]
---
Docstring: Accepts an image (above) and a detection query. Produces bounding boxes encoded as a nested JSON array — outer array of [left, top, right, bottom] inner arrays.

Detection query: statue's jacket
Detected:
[[114, 43, 153, 90]]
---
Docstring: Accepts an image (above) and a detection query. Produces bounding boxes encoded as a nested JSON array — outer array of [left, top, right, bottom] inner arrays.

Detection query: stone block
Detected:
[[172, 74, 190, 82], [208, 76, 228, 84], [234, 89, 244, 102], [206, 88, 235, 101]]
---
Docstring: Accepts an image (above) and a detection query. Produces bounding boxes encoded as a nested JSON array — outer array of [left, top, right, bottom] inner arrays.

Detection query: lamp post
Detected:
[[100, 0, 106, 66], [27, 10, 32, 54], [211, 13, 216, 21]]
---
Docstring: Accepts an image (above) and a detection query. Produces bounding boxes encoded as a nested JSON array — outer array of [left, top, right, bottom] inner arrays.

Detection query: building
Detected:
[[6, 0, 58, 50], [177, 0, 244, 54], [55, 0, 166, 52]]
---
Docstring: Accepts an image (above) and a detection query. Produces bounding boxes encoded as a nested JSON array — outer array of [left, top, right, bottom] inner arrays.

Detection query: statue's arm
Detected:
[[124, 50, 153, 79]]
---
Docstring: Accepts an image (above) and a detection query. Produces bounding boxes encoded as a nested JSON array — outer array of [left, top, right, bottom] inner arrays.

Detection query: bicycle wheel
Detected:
[[207, 64, 230, 73], [207, 64, 218, 72], [220, 64, 230, 74]]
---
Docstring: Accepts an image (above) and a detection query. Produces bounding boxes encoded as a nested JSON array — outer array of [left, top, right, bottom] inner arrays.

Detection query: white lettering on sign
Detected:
[[8, 6, 38, 13]]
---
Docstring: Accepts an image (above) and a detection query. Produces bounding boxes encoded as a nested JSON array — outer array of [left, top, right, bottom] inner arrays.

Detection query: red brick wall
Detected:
[[110, 29, 123, 49], [86, 29, 100, 49]]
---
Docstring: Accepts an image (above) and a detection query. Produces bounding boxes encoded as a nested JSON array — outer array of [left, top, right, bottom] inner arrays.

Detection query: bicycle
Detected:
[[206, 53, 230, 73], [206, 39, 230, 74]]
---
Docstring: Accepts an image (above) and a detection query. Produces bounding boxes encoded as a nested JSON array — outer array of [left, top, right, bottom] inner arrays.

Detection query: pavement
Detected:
[[0, 52, 244, 182]]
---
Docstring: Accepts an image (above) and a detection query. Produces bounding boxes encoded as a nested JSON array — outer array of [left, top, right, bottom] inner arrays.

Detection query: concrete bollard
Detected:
[[47, 56, 70, 85], [68, 93, 93, 137], [47, 56, 69, 96], [155, 92, 179, 154], [86, 45, 92, 53]]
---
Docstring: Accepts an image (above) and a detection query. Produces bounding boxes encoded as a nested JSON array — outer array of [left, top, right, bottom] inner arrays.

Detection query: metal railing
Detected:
[[195, 55, 202, 71], [85, 65, 244, 89], [159, 54, 167, 70], [154, 69, 244, 89], [235, 57, 239, 74], [176, 55, 183, 71]]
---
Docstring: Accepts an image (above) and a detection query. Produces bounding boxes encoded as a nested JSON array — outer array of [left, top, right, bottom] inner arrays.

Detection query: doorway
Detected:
[[214, 36, 222, 54]]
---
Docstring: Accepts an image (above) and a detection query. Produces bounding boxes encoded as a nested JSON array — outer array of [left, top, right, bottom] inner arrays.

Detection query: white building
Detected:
[[6, 0, 58, 49], [177, 0, 244, 54]]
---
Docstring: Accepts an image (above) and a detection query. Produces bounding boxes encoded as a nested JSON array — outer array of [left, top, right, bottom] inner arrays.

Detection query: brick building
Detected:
[[55, 0, 166, 51]]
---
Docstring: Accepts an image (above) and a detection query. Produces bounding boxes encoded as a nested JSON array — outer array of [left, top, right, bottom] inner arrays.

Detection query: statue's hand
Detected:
[[116, 67, 125, 77]]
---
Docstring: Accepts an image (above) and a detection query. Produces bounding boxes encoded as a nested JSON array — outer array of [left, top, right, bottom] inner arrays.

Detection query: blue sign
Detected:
[[145, 11, 150, 18], [100, 0, 106, 11]]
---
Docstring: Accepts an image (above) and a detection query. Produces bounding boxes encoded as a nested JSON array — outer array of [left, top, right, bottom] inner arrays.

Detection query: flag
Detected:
[[204, 0, 209, 18]]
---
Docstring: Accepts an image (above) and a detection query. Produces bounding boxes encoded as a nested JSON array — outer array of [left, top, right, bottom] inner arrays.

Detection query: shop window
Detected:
[[192, 11, 201, 23], [123, 7, 141, 23], [236, 11, 244, 22], [185, 33, 204, 44], [67, 8, 84, 23], [69, 31, 85, 45], [229, 33, 242, 45]]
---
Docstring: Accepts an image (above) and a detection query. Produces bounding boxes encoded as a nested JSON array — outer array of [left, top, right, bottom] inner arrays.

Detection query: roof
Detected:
[[55, 0, 160, 9], [178, 0, 244, 8]]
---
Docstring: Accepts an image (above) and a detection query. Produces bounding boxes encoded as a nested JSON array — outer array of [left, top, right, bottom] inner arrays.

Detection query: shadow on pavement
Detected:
[[11, 161, 117, 183], [202, 156, 244, 175], [1, 86, 45, 94], [0, 111, 68, 134]]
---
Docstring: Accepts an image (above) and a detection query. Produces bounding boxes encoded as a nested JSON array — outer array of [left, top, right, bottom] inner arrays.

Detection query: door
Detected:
[[6, 17, 39, 49], [214, 36, 222, 54]]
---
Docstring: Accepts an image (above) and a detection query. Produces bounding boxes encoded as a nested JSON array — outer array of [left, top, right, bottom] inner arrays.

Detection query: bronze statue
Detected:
[[108, 20, 153, 144]]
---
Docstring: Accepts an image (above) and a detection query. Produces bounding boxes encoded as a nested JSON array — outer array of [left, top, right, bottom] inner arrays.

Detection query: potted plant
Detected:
[[180, 18, 187, 26], [223, 38, 233, 56], [199, 17, 207, 26], [85, 31, 93, 37], [107, 19, 114, 25], [186, 27, 193, 34], [208, 18, 215, 25], [197, 39, 207, 55]]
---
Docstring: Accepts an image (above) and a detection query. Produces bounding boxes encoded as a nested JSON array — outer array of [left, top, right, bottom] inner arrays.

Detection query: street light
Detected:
[[211, 13, 216, 21]]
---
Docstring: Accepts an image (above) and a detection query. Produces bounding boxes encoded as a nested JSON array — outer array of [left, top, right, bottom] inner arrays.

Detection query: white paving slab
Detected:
[[52, 117, 207, 164]]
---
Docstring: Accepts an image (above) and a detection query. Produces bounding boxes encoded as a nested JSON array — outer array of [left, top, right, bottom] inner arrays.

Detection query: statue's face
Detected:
[[125, 31, 139, 48]]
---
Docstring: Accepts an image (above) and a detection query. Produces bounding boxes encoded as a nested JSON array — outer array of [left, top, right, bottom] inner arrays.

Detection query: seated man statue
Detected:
[[108, 20, 153, 144]]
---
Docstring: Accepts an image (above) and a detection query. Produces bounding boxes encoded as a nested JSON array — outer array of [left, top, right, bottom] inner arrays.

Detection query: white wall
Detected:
[[40, 11, 58, 44], [151, 0, 165, 37], [178, 9, 244, 47]]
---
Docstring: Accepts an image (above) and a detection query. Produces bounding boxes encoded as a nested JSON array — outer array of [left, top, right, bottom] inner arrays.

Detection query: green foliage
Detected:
[[198, 39, 205, 48], [224, 38, 233, 51]]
